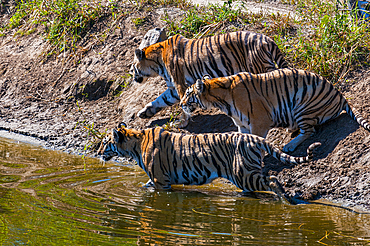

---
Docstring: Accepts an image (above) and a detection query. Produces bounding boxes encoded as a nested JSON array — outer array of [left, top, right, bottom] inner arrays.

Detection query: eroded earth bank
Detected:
[[1, 1, 370, 212]]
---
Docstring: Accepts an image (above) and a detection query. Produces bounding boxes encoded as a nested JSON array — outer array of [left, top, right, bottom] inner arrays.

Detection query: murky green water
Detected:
[[0, 137, 369, 245]]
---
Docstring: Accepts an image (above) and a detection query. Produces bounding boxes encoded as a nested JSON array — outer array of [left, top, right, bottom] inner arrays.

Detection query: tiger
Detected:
[[97, 123, 321, 201], [130, 31, 288, 126], [179, 68, 370, 152]]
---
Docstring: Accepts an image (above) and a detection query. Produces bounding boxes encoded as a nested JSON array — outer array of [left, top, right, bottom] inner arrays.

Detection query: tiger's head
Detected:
[[97, 123, 142, 161], [130, 43, 166, 84], [180, 75, 211, 115]]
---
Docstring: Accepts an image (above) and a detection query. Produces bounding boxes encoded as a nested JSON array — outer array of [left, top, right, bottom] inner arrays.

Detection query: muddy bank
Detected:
[[0, 3, 370, 212]]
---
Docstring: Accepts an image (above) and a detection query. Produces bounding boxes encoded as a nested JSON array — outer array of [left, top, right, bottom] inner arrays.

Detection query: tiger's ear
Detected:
[[202, 74, 211, 80], [113, 129, 124, 143], [195, 79, 204, 93], [118, 122, 127, 129], [135, 49, 145, 61], [159, 27, 167, 42]]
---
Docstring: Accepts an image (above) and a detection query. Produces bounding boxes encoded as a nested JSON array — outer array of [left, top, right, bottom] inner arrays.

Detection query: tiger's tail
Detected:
[[344, 102, 370, 131], [262, 140, 321, 165]]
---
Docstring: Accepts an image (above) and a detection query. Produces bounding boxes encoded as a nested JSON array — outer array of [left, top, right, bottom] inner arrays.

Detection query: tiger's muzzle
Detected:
[[100, 154, 113, 162], [134, 77, 144, 83], [181, 103, 196, 115], [130, 64, 146, 83], [97, 144, 117, 162]]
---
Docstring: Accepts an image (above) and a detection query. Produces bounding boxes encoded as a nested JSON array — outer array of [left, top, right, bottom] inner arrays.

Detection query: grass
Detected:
[[164, 2, 248, 38], [0, 0, 190, 57], [2, 0, 369, 83], [75, 100, 107, 156], [1, 0, 110, 57], [132, 17, 147, 26], [163, 1, 297, 38], [163, 0, 370, 84], [112, 74, 133, 97], [127, 0, 191, 11], [276, 0, 370, 84]]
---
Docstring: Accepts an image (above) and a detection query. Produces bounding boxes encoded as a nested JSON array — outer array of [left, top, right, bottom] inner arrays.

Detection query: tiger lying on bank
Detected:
[[97, 123, 320, 200], [130, 31, 288, 126], [180, 68, 370, 152]]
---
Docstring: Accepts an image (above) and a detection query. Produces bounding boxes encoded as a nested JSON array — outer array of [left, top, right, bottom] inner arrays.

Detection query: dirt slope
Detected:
[[0, 3, 369, 211]]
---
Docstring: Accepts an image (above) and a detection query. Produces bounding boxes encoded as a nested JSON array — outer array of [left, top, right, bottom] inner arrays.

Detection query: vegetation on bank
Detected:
[[162, 0, 370, 84], [1, 0, 369, 83], [278, 0, 370, 84], [1, 0, 106, 57], [0, 0, 187, 58]]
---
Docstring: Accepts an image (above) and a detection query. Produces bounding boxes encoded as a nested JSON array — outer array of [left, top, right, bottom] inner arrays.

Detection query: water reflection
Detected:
[[0, 137, 369, 245]]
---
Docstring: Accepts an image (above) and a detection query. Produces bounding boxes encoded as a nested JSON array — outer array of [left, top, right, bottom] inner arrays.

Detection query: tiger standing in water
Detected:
[[98, 123, 320, 201], [180, 68, 370, 152], [130, 31, 288, 126]]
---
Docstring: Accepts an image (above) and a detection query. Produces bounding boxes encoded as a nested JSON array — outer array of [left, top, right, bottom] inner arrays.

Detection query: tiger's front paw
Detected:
[[169, 113, 190, 128], [169, 118, 189, 129], [138, 107, 154, 119], [143, 179, 155, 188], [137, 103, 160, 119]]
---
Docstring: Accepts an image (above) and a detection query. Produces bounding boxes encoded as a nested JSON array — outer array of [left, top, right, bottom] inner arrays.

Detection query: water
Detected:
[[0, 137, 369, 245]]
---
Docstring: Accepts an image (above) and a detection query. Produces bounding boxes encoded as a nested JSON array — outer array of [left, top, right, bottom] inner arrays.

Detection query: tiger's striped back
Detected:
[[181, 31, 288, 82], [98, 126, 320, 199], [180, 68, 370, 152]]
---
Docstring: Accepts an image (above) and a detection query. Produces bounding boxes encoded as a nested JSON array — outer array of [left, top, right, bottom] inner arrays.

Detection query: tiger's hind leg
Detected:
[[238, 171, 287, 201], [233, 142, 287, 201], [232, 143, 269, 192], [240, 171, 288, 201], [283, 125, 315, 152], [241, 174, 290, 203], [267, 176, 290, 203]]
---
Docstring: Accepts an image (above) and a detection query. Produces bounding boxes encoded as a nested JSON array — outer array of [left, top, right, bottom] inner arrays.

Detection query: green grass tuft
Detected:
[[276, 0, 370, 83], [1, 0, 111, 57], [164, 2, 246, 38], [163, 0, 370, 84]]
